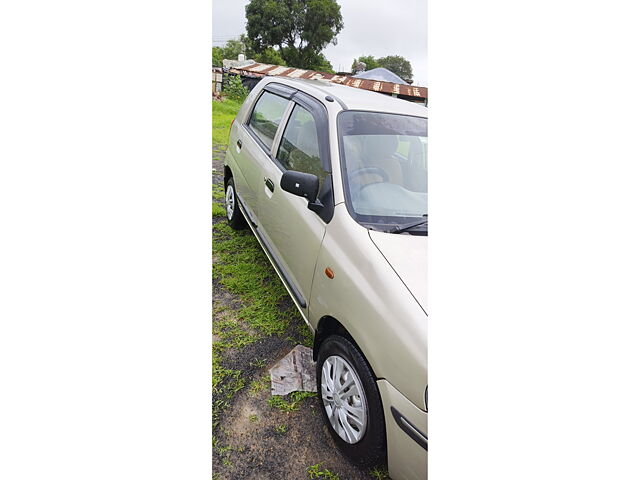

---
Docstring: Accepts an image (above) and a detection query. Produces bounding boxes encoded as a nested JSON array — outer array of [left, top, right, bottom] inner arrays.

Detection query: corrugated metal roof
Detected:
[[352, 67, 408, 85], [229, 62, 427, 100]]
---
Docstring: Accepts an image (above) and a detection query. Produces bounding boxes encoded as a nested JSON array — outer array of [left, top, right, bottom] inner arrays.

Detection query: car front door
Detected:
[[256, 92, 333, 315]]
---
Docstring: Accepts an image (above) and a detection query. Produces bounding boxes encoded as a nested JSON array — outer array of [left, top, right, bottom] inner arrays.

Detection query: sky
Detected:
[[212, 0, 428, 87]]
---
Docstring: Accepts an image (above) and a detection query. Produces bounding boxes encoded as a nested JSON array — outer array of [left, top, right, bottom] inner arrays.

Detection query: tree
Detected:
[[213, 35, 257, 64], [221, 38, 245, 61], [307, 52, 335, 73], [280, 47, 335, 73], [351, 55, 379, 73], [245, 0, 343, 70], [255, 47, 286, 66], [377, 55, 413, 82], [212, 47, 223, 67], [223, 74, 249, 101]]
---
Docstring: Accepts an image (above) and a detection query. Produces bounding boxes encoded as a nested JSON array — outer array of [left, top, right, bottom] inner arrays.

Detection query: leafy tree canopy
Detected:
[[212, 47, 223, 67], [223, 38, 245, 60], [212, 35, 256, 66], [280, 47, 335, 73], [351, 55, 380, 72], [377, 55, 413, 82], [350, 54, 413, 82], [245, 0, 343, 70], [309, 53, 335, 74], [255, 47, 286, 66]]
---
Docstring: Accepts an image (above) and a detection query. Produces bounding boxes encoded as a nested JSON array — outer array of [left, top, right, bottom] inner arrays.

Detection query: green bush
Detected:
[[224, 74, 249, 101]]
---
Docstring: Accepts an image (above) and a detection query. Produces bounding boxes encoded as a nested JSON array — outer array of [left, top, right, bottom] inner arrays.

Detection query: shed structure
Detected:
[[225, 61, 427, 105]]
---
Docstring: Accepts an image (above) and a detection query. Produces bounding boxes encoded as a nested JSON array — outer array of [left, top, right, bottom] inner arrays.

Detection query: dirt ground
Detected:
[[212, 145, 383, 480]]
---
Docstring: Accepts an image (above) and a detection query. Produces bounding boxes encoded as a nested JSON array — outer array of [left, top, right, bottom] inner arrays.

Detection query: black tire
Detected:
[[224, 177, 246, 230], [316, 335, 386, 467]]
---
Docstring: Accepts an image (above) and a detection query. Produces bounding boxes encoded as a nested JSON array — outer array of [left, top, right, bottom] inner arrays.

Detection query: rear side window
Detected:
[[248, 91, 290, 150], [276, 105, 326, 188]]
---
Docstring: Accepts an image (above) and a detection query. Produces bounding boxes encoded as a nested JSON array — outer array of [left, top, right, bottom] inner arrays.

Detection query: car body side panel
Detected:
[[235, 125, 268, 213], [257, 158, 327, 315], [309, 204, 428, 409], [224, 136, 251, 200], [225, 91, 259, 209], [377, 379, 427, 480]]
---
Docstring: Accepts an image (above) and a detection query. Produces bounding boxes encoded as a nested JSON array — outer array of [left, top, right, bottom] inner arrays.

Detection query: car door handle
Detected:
[[236, 139, 242, 149], [264, 177, 274, 192]]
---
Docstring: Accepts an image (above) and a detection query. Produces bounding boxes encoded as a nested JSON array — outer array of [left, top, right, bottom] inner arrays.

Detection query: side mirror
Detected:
[[280, 170, 319, 201]]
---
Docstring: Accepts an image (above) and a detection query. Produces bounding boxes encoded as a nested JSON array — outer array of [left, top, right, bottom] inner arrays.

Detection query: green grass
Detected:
[[307, 463, 340, 480], [211, 220, 296, 434], [290, 391, 316, 402], [274, 424, 288, 434], [212, 181, 304, 451], [249, 357, 267, 368], [368, 466, 390, 479], [212, 356, 245, 432], [212, 316, 251, 432], [213, 222, 297, 336], [212, 130, 315, 461], [297, 320, 315, 348], [212, 183, 225, 200], [249, 373, 271, 396], [213, 98, 242, 146], [212, 203, 227, 217], [268, 391, 316, 412]]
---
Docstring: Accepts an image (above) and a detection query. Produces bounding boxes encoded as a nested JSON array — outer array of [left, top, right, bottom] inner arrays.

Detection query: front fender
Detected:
[[309, 204, 427, 410]]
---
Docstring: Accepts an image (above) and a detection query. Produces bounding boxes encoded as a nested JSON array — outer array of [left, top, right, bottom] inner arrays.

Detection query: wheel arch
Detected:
[[223, 165, 232, 186], [313, 315, 379, 379]]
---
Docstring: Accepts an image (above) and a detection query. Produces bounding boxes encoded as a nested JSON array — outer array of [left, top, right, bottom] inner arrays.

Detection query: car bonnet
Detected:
[[368, 230, 427, 314]]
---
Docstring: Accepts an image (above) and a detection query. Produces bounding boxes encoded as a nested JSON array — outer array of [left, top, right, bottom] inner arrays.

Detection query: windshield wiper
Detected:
[[386, 214, 428, 234]]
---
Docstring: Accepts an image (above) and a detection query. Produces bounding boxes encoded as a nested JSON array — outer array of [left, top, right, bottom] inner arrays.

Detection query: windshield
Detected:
[[338, 110, 428, 233]]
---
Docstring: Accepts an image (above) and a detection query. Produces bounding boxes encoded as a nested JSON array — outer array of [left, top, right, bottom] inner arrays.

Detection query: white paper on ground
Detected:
[[269, 345, 317, 395]]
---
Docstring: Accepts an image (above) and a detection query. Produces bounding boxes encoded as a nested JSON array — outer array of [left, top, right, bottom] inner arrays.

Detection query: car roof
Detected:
[[261, 77, 428, 118]]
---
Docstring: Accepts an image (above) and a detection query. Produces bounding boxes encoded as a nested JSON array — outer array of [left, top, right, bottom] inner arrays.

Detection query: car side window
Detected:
[[276, 104, 327, 188], [248, 91, 290, 150]]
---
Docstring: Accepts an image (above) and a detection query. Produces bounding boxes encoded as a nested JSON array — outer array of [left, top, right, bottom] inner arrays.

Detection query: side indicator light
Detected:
[[325, 267, 334, 279]]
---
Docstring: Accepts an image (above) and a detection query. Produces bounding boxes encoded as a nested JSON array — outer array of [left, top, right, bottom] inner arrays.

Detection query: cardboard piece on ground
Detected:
[[269, 345, 317, 395]]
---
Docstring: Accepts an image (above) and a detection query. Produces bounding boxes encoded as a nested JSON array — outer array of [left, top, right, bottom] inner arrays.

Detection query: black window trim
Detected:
[[263, 82, 297, 99]]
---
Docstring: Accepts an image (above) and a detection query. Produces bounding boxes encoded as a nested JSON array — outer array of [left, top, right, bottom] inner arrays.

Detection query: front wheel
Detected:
[[316, 335, 386, 467], [224, 177, 246, 230]]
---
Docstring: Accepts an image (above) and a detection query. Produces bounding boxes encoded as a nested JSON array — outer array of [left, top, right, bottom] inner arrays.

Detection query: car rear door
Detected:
[[256, 91, 334, 314], [233, 85, 293, 218]]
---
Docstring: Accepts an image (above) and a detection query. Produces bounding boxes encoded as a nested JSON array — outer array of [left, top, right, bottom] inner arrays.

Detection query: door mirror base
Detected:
[[307, 199, 324, 214]]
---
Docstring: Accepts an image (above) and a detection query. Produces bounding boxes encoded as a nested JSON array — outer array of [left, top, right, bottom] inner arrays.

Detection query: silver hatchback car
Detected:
[[224, 76, 427, 480]]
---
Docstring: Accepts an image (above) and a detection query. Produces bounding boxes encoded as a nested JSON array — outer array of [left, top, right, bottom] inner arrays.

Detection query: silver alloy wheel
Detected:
[[320, 355, 368, 444], [225, 184, 235, 220]]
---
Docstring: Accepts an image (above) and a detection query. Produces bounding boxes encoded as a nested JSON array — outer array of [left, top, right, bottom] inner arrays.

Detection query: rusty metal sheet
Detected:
[[230, 62, 427, 100]]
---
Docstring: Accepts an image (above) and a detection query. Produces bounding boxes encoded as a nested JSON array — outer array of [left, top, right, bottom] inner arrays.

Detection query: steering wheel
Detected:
[[348, 166, 389, 185]]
